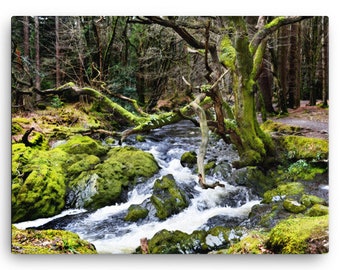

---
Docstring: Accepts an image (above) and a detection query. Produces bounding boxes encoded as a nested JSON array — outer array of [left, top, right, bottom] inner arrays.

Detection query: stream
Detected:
[[14, 120, 261, 254]]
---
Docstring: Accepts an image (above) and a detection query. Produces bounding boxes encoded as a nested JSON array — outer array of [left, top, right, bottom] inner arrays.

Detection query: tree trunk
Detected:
[[277, 25, 289, 113], [288, 23, 300, 109], [34, 16, 41, 91], [321, 16, 329, 107], [23, 16, 30, 58], [55, 16, 61, 87]]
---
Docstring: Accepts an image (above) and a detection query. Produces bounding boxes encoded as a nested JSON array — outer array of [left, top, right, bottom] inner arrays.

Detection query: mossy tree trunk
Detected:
[[223, 16, 309, 167]]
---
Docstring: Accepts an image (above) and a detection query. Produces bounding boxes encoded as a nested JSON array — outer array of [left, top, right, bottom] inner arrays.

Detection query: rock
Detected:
[[66, 146, 159, 210], [124, 205, 149, 222], [150, 174, 189, 220], [283, 199, 306, 213], [305, 204, 329, 217], [11, 144, 68, 223], [55, 135, 108, 156], [180, 151, 197, 168]]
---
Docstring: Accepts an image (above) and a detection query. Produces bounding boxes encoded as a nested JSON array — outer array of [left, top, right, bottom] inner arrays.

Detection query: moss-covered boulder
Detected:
[[150, 174, 189, 220], [66, 146, 159, 210], [12, 144, 68, 223], [279, 135, 328, 161], [301, 194, 326, 208], [267, 215, 328, 254], [144, 226, 231, 254], [124, 205, 149, 222], [262, 182, 305, 204], [305, 204, 329, 217], [224, 231, 270, 254], [55, 135, 108, 156], [283, 198, 306, 213], [11, 226, 97, 254], [180, 151, 197, 168], [231, 166, 275, 196]]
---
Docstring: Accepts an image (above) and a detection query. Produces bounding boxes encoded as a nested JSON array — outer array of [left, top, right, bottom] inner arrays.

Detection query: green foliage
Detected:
[[50, 95, 64, 108]]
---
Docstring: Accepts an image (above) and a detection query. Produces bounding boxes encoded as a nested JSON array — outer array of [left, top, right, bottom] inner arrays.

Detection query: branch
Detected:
[[250, 16, 312, 52]]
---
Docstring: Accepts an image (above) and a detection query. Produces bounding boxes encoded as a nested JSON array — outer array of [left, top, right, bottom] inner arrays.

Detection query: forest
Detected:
[[11, 16, 329, 254]]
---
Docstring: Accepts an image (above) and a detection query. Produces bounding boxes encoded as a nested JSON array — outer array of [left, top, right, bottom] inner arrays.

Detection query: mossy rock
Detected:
[[180, 151, 197, 168], [11, 226, 97, 254], [267, 215, 329, 254], [305, 204, 329, 217], [55, 135, 108, 156], [225, 231, 270, 254], [262, 182, 305, 204], [261, 119, 301, 134], [124, 205, 149, 222], [283, 198, 306, 213], [232, 166, 275, 196], [301, 194, 326, 208], [11, 144, 68, 223], [104, 146, 159, 185], [151, 174, 189, 220], [145, 226, 231, 254], [146, 229, 207, 254], [66, 146, 159, 210], [279, 135, 328, 160]]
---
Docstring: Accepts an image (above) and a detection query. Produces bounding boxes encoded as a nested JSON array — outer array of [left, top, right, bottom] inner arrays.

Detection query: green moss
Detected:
[[56, 135, 108, 156], [12, 144, 68, 223], [226, 231, 270, 254], [262, 182, 305, 204], [267, 215, 328, 254], [305, 204, 329, 217], [301, 194, 326, 208], [146, 229, 208, 254], [283, 198, 306, 213], [124, 205, 149, 222], [261, 119, 301, 134], [66, 154, 101, 179], [219, 36, 236, 70], [12, 226, 97, 254], [280, 135, 328, 160], [151, 174, 189, 220], [180, 151, 197, 168]]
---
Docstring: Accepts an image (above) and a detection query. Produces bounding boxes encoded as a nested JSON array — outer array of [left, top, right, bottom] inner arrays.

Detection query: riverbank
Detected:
[[11, 102, 329, 254]]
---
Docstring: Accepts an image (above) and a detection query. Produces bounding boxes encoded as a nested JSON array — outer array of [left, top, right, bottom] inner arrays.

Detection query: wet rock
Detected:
[[151, 174, 189, 220], [180, 151, 197, 168]]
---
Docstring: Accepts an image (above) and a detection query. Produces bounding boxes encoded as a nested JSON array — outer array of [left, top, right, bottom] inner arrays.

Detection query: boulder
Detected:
[[150, 174, 189, 220]]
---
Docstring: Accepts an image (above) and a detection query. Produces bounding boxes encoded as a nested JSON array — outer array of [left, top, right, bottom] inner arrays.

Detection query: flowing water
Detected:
[[15, 120, 261, 254]]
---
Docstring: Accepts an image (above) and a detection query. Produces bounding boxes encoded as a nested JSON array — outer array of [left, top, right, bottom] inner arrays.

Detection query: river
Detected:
[[14, 120, 261, 254]]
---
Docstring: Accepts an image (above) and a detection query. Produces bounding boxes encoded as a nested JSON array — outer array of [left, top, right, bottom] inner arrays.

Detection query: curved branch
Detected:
[[250, 16, 312, 52]]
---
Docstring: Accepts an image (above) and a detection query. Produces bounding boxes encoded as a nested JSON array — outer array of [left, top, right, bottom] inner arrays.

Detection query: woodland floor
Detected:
[[267, 100, 329, 140]]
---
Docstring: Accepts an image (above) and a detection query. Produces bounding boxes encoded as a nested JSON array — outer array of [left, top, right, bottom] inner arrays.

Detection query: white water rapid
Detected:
[[14, 120, 261, 254]]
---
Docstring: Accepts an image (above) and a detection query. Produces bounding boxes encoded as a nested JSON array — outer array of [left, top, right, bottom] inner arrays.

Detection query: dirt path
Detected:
[[267, 101, 329, 139]]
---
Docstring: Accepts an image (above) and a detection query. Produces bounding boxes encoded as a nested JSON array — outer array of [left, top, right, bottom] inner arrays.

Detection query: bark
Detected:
[[55, 16, 61, 87], [34, 17, 40, 91], [190, 93, 208, 185], [321, 16, 329, 107], [23, 16, 29, 58], [288, 23, 300, 109]]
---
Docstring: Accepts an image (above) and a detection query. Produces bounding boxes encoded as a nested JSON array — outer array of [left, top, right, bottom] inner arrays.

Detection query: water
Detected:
[[14, 120, 261, 254]]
